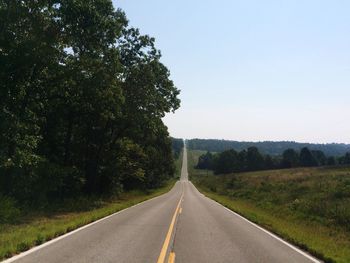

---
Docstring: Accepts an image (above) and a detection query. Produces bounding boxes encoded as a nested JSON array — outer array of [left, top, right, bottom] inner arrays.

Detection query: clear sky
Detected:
[[114, 0, 350, 144]]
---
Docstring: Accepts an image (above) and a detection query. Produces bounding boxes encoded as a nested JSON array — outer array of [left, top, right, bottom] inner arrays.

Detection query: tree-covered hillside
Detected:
[[187, 139, 350, 156]]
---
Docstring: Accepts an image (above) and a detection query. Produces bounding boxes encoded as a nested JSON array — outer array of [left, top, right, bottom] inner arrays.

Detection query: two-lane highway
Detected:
[[4, 146, 320, 263]]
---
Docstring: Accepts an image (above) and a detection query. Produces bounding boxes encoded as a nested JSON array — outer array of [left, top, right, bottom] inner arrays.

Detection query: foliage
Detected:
[[171, 138, 184, 159], [0, 195, 20, 224], [299, 147, 318, 167], [196, 146, 349, 175], [187, 139, 350, 156], [0, 1, 180, 209], [196, 151, 214, 170], [281, 148, 299, 168], [341, 153, 350, 165]]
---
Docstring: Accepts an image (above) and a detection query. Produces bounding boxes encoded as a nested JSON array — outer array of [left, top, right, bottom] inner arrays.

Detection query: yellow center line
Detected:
[[179, 207, 182, 214], [168, 252, 176, 263], [157, 186, 184, 263]]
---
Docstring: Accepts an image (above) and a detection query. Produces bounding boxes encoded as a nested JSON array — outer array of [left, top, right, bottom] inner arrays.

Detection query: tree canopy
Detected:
[[0, 0, 180, 205], [187, 139, 350, 156], [171, 138, 184, 159], [196, 147, 350, 175]]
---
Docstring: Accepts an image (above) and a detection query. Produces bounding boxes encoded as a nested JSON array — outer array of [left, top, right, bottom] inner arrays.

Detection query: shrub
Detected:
[[0, 195, 20, 223]]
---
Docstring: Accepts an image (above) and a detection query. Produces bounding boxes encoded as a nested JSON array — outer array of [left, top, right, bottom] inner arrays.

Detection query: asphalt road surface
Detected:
[[5, 146, 320, 263]]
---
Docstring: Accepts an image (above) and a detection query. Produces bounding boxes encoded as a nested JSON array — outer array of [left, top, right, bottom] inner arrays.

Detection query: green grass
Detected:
[[188, 150, 350, 263], [0, 179, 176, 260]]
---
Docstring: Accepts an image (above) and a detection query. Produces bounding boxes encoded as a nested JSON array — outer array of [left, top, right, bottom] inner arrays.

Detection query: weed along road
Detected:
[[5, 147, 320, 263]]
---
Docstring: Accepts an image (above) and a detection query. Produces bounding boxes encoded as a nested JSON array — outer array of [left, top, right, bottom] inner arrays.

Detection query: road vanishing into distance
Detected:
[[5, 146, 320, 263]]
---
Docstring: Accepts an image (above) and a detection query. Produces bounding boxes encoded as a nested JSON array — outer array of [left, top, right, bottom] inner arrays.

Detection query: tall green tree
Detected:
[[0, 0, 65, 199], [311, 150, 327, 166], [197, 151, 214, 170], [246, 147, 265, 171], [118, 28, 180, 188], [344, 153, 350, 164], [171, 138, 184, 158], [282, 149, 299, 168], [264, 154, 275, 170], [214, 149, 239, 174], [299, 147, 318, 167]]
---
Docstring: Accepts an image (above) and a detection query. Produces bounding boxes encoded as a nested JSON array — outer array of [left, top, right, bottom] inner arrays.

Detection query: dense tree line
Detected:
[[0, 1, 180, 205], [171, 138, 184, 159], [188, 139, 350, 157], [197, 147, 350, 175]]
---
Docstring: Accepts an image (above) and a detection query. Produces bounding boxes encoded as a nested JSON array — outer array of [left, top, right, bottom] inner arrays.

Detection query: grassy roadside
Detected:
[[187, 150, 350, 263], [0, 179, 176, 260], [174, 148, 184, 178]]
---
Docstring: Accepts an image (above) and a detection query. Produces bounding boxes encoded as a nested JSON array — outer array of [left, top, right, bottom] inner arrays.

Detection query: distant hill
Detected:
[[187, 139, 350, 156]]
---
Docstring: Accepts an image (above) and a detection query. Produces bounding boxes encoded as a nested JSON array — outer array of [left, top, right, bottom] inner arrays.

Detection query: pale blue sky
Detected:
[[115, 0, 350, 143]]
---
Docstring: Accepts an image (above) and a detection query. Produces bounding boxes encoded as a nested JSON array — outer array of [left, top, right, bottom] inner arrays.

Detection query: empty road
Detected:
[[5, 146, 320, 263]]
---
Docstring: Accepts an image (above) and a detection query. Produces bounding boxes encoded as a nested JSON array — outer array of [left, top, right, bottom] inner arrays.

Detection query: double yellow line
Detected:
[[157, 185, 184, 263]]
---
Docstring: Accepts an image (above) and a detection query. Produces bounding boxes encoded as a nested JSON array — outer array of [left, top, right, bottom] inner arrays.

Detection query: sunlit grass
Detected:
[[198, 188, 349, 263]]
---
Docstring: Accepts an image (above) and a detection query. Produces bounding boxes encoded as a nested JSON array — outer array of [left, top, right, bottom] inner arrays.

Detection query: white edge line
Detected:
[[2, 183, 178, 263], [189, 182, 321, 263]]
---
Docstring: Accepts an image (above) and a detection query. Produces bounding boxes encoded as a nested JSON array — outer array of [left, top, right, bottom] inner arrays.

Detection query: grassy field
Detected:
[[0, 178, 177, 260], [188, 150, 350, 263]]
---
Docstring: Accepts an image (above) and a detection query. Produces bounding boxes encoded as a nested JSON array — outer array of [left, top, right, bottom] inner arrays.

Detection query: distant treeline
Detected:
[[197, 147, 350, 174], [171, 138, 184, 159], [188, 139, 350, 157], [0, 1, 180, 210]]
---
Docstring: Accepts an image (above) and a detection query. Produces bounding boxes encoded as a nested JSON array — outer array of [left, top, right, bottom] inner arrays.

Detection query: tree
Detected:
[[299, 147, 318, 167], [311, 150, 327, 166], [2, 2, 63, 196], [264, 155, 275, 170], [196, 151, 214, 170], [344, 152, 350, 165], [281, 149, 299, 168], [237, 149, 248, 171], [187, 139, 350, 157], [246, 147, 265, 171], [118, 28, 180, 189], [214, 149, 239, 174], [327, 156, 336, 166], [0, 0, 181, 203], [171, 138, 184, 159], [0, 0, 65, 199]]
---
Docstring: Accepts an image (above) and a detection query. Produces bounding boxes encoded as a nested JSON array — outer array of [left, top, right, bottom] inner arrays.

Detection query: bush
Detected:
[[33, 161, 84, 204], [0, 195, 20, 223]]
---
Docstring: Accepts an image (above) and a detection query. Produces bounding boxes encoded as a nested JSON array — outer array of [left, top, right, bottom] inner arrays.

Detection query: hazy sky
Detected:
[[115, 0, 350, 144]]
